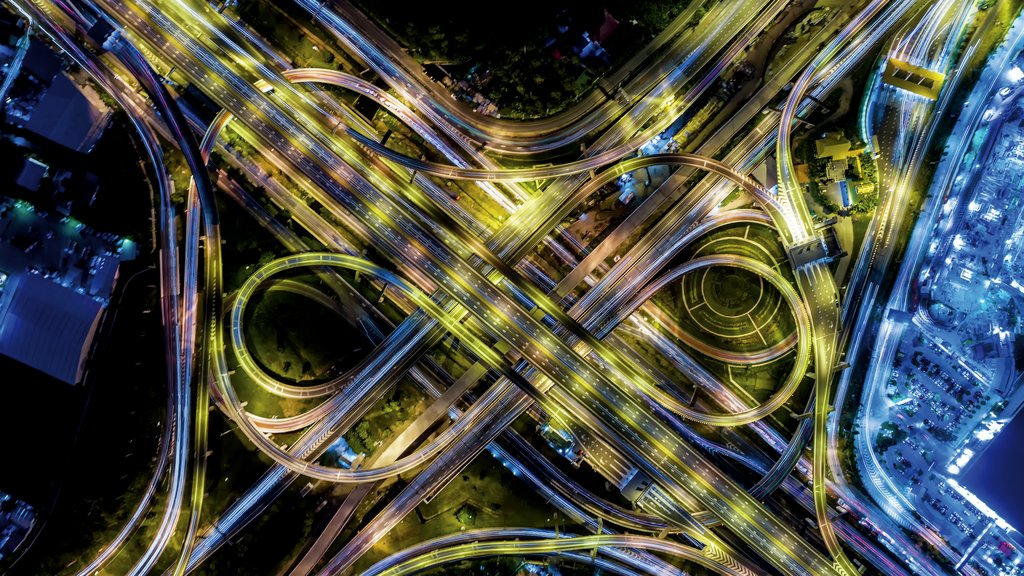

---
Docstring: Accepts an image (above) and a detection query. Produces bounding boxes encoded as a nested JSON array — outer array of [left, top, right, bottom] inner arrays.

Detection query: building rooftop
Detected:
[[0, 272, 101, 384], [24, 73, 111, 152], [21, 38, 59, 83], [0, 198, 132, 385], [815, 131, 852, 161], [825, 157, 849, 183], [596, 9, 619, 44], [14, 157, 46, 192], [883, 57, 945, 100]]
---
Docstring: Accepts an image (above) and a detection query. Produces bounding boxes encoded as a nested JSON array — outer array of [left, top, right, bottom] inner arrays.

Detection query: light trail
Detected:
[[20, 0, 976, 574], [7, 3, 182, 573], [361, 528, 750, 576]]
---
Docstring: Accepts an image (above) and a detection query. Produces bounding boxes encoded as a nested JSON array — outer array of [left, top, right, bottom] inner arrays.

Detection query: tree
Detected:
[[850, 187, 878, 213], [860, 152, 878, 183], [876, 422, 908, 454]]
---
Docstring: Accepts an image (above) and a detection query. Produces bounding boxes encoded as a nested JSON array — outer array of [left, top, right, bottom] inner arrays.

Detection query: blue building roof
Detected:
[[24, 74, 109, 152], [0, 273, 102, 384]]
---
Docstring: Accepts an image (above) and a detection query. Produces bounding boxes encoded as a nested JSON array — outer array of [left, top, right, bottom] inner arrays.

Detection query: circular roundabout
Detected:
[[664, 226, 797, 359], [610, 254, 811, 427]]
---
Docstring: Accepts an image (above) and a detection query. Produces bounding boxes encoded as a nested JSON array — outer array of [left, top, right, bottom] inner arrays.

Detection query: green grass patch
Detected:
[[244, 288, 365, 383], [348, 454, 560, 573]]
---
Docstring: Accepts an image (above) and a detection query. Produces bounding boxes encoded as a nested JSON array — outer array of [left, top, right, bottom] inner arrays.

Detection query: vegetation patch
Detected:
[[352, 0, 696, 117], [244, 288, 366, 383]]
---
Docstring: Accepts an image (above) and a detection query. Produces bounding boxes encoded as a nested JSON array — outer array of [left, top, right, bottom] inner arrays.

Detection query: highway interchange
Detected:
[[7, 0, 1020, 574]]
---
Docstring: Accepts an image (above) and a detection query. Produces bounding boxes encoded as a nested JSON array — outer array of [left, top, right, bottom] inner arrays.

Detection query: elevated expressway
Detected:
[[10, 11, 229, 573], [302, 0, 783, 154], [284, 0, 798, 289], [266, 11, 806, 573], [347, 4, 916, 576], [212, 112, 805, 575], [105, 5, 839, 575], [202, 71, 786, 470], [225, 154, 754, 574], [297, 0, 798, 274], [217, 246, 808, 571], [361, 529, 750, 576], [230, 0, 811, 439], [274, 8, 913, 569], [41, 17, 224, 575], [822, 1, 982, 573], [773, 0, 906, 574], [248, 6, 810, 351], [290, 119, 847, 573], [36, 0, 921, 569], [536, 0, 920, 522], [19, 2, 770, 569], [302, 66, 801, 367], [233, 61, 806, 434], [272, 0, 792, 236], [357, 108, 851, 576], [575, 2, 936, 570]]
